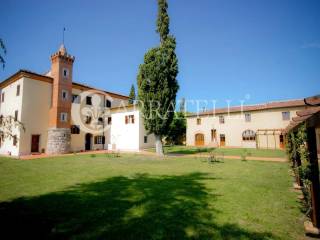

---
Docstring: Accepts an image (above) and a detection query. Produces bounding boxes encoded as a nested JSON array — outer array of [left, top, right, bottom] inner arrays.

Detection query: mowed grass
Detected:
[[0, 153, 303, 239], [146, 145, 286, 158]]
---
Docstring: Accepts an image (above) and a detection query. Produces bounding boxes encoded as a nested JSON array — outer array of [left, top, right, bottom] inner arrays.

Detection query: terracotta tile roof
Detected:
[[0, 69, 129, 100], [188, 99, 306, 117], [284, 106, 320, 133], [303, 95, 320, 106]]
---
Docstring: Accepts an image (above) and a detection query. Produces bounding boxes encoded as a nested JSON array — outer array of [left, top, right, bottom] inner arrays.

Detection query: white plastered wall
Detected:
[[0, 78, 24, 156]]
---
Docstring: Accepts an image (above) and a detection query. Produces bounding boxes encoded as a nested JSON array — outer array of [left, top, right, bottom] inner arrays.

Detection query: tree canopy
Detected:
[[128, 84, 136, 104], [137, 0, 179, 156]]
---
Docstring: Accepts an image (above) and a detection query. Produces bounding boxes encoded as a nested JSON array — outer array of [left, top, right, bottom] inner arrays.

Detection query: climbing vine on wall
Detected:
[[286, 122, 312, 214]]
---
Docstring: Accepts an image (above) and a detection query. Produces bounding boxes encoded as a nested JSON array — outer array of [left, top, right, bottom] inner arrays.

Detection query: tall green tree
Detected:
[[137, 0, 179, 156], [0, 38, 6, 69], [128, 84, 136, 104]]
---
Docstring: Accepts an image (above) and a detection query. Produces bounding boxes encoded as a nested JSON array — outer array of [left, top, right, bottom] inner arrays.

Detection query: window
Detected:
[[14, 110, 18, 121], [71, 125, 80, 134], [220, 134, 226, 146], [125, 115, 135, 124], [197, 118, 201, 125], [245, 113, 251, 122], [107, 117, 112, 125], [144, 136, 148, 143], [60, 112, 68, 122], [211, 129, 216, 141], [62, 90, 68, 101], [1, 92, 4, 102], [94, 135, 105, 144], [13, 135, 17, 146], [105, 100, 111, 108], [72, 94, 80, 103], [242, 130, 256, 141], [16, 85, 20, 96], [86, 96, 92, 105], [282, 111, 290, 121], [98, 117, 104, 125], [63, 68, 69, 78], [219, 115, 225, 124], [85, 116, 92, 124]]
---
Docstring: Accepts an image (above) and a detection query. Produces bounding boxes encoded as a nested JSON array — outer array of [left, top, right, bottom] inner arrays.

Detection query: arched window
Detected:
[[242, 130, 256, 141]]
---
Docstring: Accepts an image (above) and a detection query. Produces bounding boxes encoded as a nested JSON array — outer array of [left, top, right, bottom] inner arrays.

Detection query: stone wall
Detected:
[[46, 128, 71, 154]]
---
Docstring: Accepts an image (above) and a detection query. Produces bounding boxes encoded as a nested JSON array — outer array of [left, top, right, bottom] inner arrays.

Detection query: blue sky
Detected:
[[1, 0, 319, 111]]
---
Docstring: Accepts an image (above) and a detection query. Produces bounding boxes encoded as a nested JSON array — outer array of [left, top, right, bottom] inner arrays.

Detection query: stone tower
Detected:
[[46, 44, 75, 154]]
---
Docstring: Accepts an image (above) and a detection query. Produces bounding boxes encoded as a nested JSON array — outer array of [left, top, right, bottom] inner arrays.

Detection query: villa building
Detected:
[[186, 100, 317, 149], [0, 45, 155, 156]]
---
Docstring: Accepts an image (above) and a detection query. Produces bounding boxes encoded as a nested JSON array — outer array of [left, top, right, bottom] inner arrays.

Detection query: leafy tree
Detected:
[[137, 0, 179, 156], [0, 38, 6, 69], [0, 115, 25, 152], [165, 111, 186, 145], [128, 84, 136, 104]]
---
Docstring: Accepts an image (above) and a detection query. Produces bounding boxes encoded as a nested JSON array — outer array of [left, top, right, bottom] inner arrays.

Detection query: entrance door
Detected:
[[31, 135, 40, 153], [220, 134, 226, 147], [279, 134, 284, 149], [195, 133, 204, 146], [85, 133, 92, 150]]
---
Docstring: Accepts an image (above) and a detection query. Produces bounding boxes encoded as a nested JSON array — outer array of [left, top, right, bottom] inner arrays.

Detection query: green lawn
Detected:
[[146, 145, 286, 158], [0, 153, 303, 239]]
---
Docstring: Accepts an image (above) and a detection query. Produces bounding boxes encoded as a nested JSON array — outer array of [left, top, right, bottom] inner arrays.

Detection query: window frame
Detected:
[[125, 115, 135, 124], [63, 68, 69, 78], [62, 90, 68, 101], [1, 92, 4, 102], [14, 110, 18, 121], [94, 135, 105, 144], [72, 94, 80, 103], [16, 85, 20, 96], [197, 118, 201, 125], [219, 115, 225, 124], [85, 115, 92, 124], [242, 130, 256, 141], [282, 111, 290, 121], [71, 125, 80, 134], [60, 112, 68, 122], [144, 136, 148, 143], [105, 100, 111, 108], [86, 96, 92, 105], [107, 117, 112, 125], [13, 135, 17, 146], [245, 113, 251, 122]]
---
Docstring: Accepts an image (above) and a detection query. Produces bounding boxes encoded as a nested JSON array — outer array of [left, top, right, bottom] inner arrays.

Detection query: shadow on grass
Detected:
[[0, 173, 277, 239]]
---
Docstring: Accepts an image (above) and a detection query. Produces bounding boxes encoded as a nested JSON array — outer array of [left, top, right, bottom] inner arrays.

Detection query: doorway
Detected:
[[85, 133, 92, 151], [31, 135, 40, 153], [220, 134, 226, 147], [195, 133, 204, 146], [279, 134, 284, 149]]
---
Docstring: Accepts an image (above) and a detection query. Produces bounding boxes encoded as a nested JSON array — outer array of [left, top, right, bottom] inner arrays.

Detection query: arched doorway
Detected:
[[195, 133, 204, 146], [85, 133, 92, 151]]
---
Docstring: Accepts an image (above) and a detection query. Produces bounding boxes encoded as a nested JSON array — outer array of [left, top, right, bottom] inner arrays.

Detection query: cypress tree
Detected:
[[128, 84, 136, 104], [137, 0, 179, 156]]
